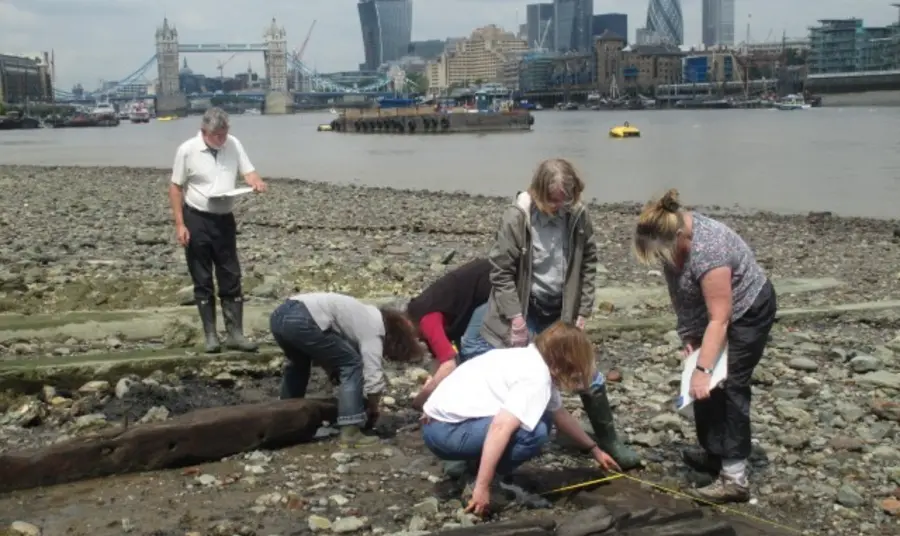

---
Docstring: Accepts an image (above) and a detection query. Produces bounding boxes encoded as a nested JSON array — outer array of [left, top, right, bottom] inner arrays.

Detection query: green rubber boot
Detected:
[[580, 384, 642, 471], [220, 297, 258, 352], [339, 425, 379, 448]]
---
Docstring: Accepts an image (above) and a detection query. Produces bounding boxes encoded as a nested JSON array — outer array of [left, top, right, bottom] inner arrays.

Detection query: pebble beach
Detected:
[[0, 164, 899, 535]]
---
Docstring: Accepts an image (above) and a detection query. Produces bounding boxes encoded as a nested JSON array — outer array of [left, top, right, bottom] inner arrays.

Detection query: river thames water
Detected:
[[1, 108, 898, 218]]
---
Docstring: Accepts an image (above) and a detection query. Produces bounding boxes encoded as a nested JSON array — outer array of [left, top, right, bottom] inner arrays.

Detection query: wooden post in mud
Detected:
[[0, 398, 337, 494]]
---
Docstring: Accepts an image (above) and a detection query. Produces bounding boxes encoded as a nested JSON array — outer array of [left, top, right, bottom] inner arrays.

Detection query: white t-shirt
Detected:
[[423, 344, 563, 432], [170, 132, 255, 214]]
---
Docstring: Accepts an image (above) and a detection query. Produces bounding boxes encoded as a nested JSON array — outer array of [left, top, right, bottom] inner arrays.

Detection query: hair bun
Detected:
[[658, 189, 681, 212]]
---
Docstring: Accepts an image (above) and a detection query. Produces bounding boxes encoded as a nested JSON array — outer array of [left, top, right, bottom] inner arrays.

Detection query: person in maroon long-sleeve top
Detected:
[[406, 258, 492, 410]]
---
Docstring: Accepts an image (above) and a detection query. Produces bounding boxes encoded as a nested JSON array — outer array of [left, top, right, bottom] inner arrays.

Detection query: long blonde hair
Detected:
[[633, 188, 685, 265], [528, 158, 585, 214], [534, 321, 596, 392]]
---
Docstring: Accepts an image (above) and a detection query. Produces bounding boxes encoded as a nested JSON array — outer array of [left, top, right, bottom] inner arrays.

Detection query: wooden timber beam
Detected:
[[0, 398, 337, 494]]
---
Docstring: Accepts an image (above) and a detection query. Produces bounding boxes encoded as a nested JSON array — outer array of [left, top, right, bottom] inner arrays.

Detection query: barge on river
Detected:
[[326, 94, 534, 134], [0, 112, 41, 130]]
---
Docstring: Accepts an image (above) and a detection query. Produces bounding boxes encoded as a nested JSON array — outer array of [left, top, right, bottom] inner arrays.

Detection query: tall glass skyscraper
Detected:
[[554, 0, 594, 52], [702, 0, 735, 46], [526, 3, 555, 49], [358, 0, 413, 71], [645, 0, 683, 46]]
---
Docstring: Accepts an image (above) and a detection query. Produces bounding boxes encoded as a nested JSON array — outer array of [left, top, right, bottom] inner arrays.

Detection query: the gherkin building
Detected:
[[646, 0, 684, 45]]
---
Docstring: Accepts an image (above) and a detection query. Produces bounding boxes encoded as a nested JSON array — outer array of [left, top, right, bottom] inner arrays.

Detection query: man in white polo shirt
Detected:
[[168, 107, 267, 354]]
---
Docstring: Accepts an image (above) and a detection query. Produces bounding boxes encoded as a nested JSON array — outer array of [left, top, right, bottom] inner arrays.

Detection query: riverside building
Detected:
[[0, 52, 53, 104]]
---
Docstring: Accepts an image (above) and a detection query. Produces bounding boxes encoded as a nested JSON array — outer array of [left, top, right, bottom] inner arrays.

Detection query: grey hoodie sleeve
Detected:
[[488, 206, 525, 320], [360, 336, 385, 395], [578, 210, 598, 318]]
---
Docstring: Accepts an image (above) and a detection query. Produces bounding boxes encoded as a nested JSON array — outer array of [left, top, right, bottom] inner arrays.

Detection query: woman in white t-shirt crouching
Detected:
[[422, 321, 620, 515]]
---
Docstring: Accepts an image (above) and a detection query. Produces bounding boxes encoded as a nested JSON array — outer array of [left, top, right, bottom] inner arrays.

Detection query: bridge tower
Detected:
[[155, 18, 187, 115], [263, 18, 291, 114]]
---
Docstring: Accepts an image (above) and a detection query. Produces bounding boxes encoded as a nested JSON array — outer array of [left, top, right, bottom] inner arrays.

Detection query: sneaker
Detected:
[[690, 475, 750, 504], [338, 425, 379, 448], [682, 447, 722, 475]]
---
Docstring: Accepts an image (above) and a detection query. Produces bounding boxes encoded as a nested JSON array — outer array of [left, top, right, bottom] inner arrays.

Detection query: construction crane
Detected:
[[217, 53, 238, 79], [292, 20, 316, 64], [291, 20, 317, 90], [534, 17, 553, 51]]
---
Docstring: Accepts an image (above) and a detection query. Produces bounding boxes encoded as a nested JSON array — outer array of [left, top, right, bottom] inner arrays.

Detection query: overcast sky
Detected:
[[1, 0, 898, 90]]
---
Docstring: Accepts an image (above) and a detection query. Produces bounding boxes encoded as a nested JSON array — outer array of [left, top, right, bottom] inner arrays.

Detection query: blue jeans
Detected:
[[422, 413, 553, 475], [457, 303, 605, 387], [458, 302, 489, 362], [270, 299, 367, 427], [459, 303, 559, 362]]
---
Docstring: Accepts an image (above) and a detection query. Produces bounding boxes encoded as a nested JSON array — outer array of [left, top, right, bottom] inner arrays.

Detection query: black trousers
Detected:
[[183, 204, 242, 302], [694, 279, 777, 460]]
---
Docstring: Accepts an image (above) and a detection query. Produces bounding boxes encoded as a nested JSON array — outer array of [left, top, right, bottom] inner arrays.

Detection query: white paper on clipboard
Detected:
[[211, 187, 254, 199], [676, 346, 728, 418]]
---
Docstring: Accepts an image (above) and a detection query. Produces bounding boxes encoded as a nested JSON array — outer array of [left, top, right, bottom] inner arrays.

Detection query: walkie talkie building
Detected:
[[645, 0, 684, 46], [358, 0, 413, 71]]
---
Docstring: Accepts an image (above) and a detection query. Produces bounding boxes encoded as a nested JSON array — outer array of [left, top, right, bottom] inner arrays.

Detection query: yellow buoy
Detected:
[[317, 124, 333, 132], [609, 121, 640, 138]]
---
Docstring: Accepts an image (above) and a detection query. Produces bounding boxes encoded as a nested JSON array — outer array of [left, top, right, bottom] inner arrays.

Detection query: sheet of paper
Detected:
[[676, 346, 728, 418], [211, 187, 254, 199]]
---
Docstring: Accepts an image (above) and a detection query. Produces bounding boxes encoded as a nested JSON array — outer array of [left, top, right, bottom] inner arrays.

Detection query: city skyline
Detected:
[[1, 0, 898, 89]]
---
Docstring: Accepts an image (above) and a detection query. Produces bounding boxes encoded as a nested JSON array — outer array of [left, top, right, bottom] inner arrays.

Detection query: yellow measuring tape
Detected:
[[540, 473, 625, 495], [541, 471, 806, 535]]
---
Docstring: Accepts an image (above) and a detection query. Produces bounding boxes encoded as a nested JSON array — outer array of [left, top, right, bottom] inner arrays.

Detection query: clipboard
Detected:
[[210, 187, 254, 199], [676, 346, 728, 417]]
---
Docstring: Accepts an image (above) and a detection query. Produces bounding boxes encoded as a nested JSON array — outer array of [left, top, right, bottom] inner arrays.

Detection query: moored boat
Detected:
[[0, 112, 41, 130], [129, 101, 151, 123], [775, 94, 812, 111], [91, 102, 116, 116]]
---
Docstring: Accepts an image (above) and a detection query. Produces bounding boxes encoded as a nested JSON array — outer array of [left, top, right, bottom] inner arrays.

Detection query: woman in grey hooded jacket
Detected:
[[460, 158, 641, 471]]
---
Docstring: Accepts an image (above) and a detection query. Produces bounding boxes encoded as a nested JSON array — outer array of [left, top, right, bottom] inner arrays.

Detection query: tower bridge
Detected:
[[54, 17, 418, 115]]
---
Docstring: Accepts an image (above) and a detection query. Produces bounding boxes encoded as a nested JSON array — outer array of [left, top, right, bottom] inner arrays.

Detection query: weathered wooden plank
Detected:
[[433, 519, 556, 536], [0, 398, 337, 494], [568, 479, 796, 536]]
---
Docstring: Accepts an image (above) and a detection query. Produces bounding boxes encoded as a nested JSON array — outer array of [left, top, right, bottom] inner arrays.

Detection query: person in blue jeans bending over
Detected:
[[270, 292, 423, 447], [422, 321, 620, 516], [458, 158, 640, 471]]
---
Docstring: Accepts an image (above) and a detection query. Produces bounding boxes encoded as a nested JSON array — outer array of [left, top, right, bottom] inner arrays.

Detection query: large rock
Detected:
[[0, 398, 336, 494]]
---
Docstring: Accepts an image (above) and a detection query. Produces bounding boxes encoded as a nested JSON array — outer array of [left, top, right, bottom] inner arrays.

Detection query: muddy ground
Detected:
[[1, 312, 898, 535], [0, 165, 899, 535]]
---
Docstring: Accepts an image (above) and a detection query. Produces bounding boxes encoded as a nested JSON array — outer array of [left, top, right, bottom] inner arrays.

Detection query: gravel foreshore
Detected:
[[0, 165, 899, 535], [0, 164, 898, 315]]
